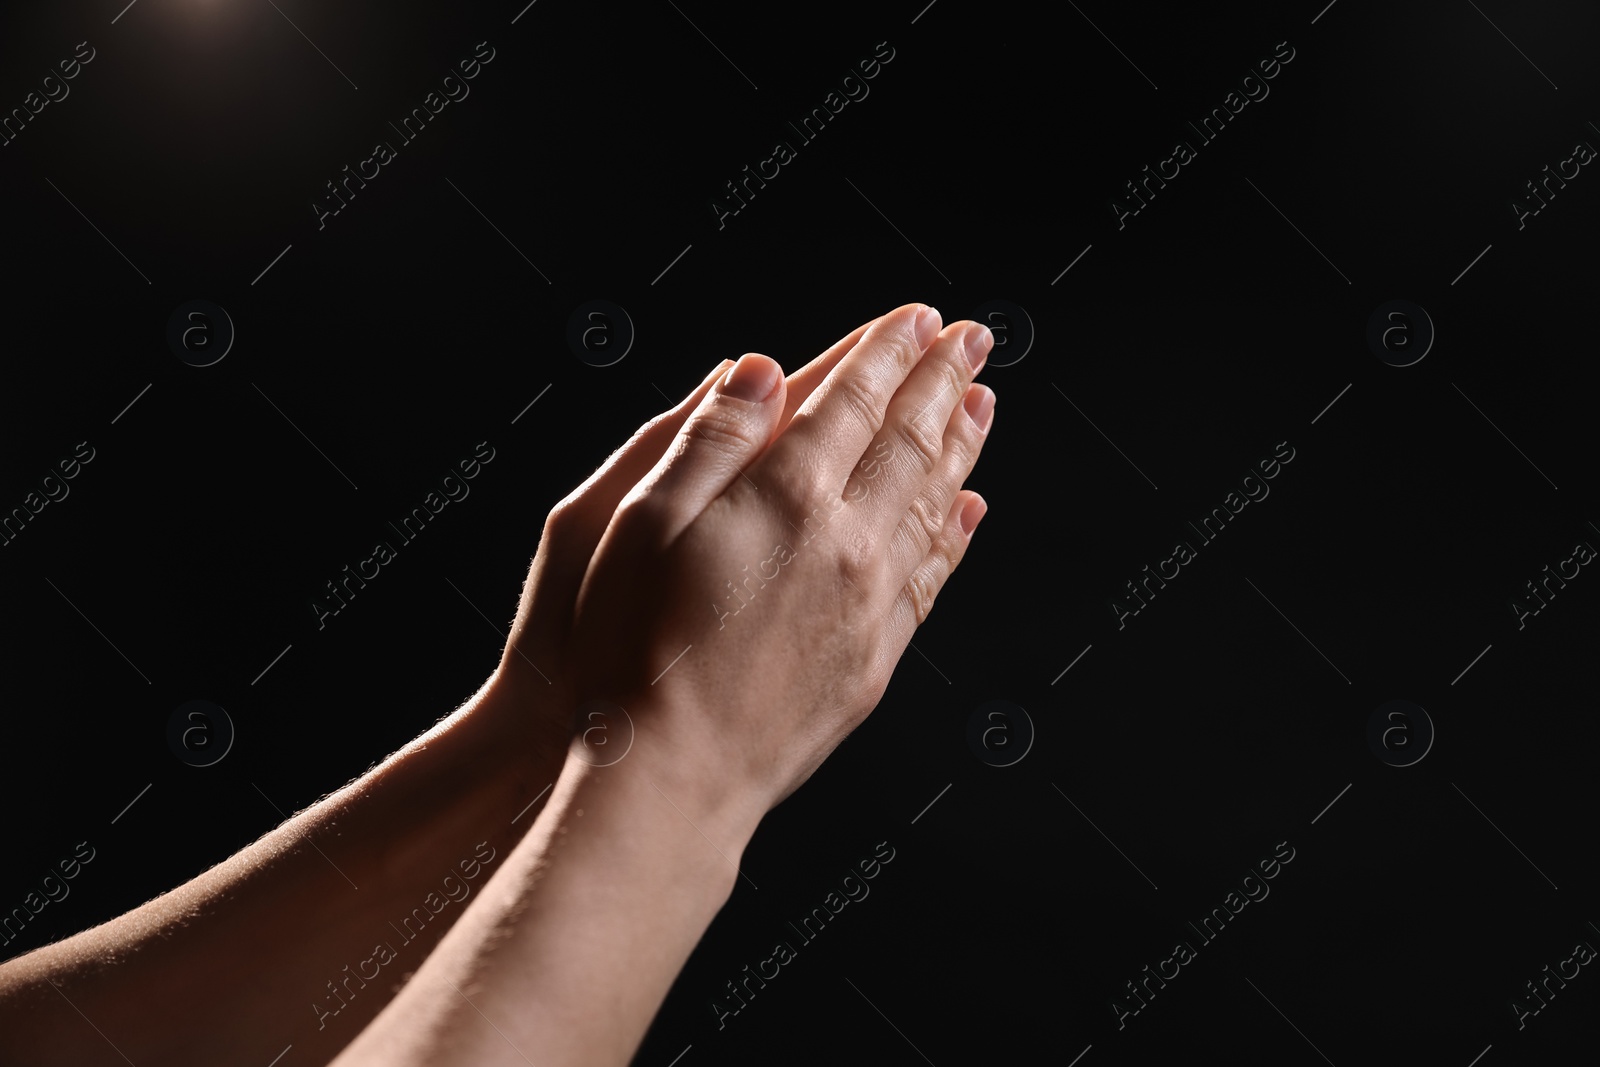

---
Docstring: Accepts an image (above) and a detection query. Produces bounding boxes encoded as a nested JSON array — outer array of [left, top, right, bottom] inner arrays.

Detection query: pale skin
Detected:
[[0, 302, 994, 1066]]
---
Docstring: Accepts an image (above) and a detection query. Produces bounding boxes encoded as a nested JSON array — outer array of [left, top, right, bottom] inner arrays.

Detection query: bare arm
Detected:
[[330, 734, 760, 1067], [332, 302, 995, 1065], [0, 680, 556, 1065], [0, 322, 882, 1066]]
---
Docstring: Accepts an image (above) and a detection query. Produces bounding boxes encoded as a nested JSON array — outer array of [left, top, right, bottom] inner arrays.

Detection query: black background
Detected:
[[2, 1, 1598, 1064]]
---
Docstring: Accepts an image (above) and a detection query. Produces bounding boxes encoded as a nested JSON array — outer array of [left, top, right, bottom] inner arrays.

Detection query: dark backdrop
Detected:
[[2, 1, 1597, 1064]]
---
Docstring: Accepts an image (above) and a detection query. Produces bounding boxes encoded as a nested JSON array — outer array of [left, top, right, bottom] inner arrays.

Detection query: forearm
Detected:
[[331, 726, 764, 1067], [0, 674, 562, 1066]]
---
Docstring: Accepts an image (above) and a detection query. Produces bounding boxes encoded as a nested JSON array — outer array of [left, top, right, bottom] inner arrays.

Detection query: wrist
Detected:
[[562, 708, 767, 880], [350, 675, 559, 882], [547, 758, 755, 926], [347, 672, 567, 888], [457, 668, 572, 792], [330, 711, 761, 1067]]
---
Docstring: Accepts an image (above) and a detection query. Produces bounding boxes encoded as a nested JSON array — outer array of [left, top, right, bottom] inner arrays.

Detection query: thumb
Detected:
[[502, 358, 735, 671], [624, 352, 786, 542]]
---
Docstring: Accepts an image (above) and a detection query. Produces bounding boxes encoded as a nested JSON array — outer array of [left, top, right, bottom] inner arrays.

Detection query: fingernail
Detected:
[[915, 305, 942, 350], [964, 323, 992, 371], [959, 494, 987, 536], [721, 353, 781, 402], [963, 383, 995, 433]]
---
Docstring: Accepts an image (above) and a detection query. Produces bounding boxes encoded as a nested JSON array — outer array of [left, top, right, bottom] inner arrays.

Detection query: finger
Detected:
[[761, 303, 941, 490], [622, 352, 788, 542], [502, 360, 732, 671], [886, 490, 987, 646], [732, 316, 878, 435], [878, 380, 994, 584], [850, 320, 992, 533], [778, 316, 879, 427], [547, 358, 732, 544]]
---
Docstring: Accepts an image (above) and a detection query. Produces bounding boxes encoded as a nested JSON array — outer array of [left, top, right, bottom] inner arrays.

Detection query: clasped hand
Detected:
[[483, 301, 995, 817]]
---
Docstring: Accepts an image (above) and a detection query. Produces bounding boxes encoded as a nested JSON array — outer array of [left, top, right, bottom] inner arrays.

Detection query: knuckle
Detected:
[[905, 492, 946, 552], [769, 459, 819, 510], [542, 498, 580, 546], [546, 493, 579, 525], [910, 532, 963, 626], [836, 530, 878, 590], [691, 410, 763, 454], [935, 353, 970, 411], [616, 484, 668, 529], [835, 374, 885, 440], [944, 412, 983, 472], [890, 326, 924, 377], [905, 565, 939, 627], [894, 411, 944, 478], [935, 526, 965, 582], [888, 517, 926, 576]]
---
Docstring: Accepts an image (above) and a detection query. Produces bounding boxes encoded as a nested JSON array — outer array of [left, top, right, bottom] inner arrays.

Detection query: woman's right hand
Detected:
[[483, 314, 890, 779], [564, 302, 996, 821]]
